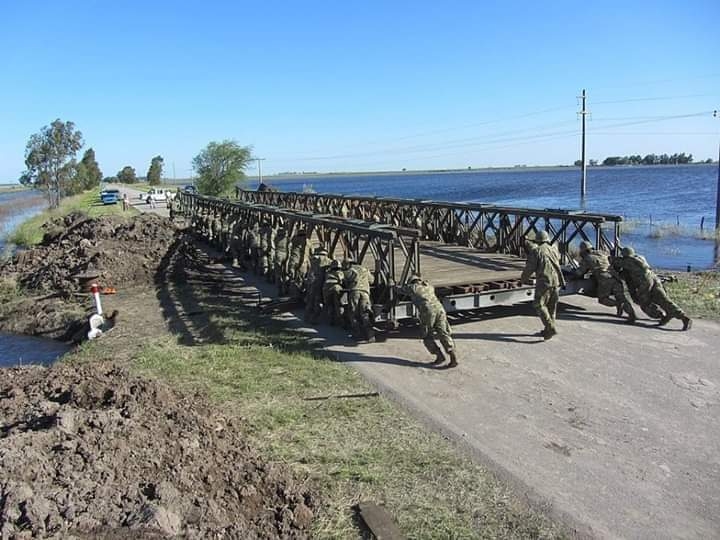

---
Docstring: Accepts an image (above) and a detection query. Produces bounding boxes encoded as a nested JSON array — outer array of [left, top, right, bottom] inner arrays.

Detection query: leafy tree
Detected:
[[20, 119, 83, 208], [192, 140, 252, 196], [117, 166, 138, 184], [79, 148, 103, 189], [146, 155, 164, 185]]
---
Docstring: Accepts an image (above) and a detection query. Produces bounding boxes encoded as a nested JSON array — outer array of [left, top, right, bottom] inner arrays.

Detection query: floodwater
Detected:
[[0, 332, 71, 367], [0, 189, 67, 366], [266, 164, 720, 271]]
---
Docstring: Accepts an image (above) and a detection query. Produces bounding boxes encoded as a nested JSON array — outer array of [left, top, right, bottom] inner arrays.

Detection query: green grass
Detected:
[[66, 274, 563, 539], [8, 190, 138, 246], [665, 271, 720, 321]]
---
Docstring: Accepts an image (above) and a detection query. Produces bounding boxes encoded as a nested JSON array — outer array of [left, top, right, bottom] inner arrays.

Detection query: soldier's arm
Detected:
[[520, 250, 537, 284]]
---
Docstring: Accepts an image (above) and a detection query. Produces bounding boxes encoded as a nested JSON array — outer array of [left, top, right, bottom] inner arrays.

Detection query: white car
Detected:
[[143, 188, 175, 204]]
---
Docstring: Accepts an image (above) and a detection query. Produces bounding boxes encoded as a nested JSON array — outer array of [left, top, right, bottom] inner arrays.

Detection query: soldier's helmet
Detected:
[[579, 240, 592, 252], [621, 246, 635, 257], [315, 247, 328, 256], [408, 274, 422, 283], [534, 230, 550, 243], [329, 259, 342, 270]]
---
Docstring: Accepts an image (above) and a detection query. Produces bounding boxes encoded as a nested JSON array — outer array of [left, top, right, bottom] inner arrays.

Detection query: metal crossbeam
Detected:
[[237, 189, 623, 265]]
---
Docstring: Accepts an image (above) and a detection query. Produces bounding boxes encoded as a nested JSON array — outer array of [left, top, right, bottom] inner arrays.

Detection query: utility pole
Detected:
[[578, 89, 589, 198], [714, 110, 720, 231], [251, 157, 266, 188]]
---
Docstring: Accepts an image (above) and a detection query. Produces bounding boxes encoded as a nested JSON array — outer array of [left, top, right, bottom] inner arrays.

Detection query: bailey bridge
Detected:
[[179, 190, 623, 323]]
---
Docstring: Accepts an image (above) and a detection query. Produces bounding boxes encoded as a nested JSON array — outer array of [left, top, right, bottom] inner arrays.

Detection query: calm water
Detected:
[[0, 332, 71, 367], [0, 190, 66, 366], [266, 164, 720, 270]]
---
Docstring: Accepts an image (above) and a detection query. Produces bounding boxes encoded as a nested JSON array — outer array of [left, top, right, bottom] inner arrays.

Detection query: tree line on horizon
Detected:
[[574, 152, 705, 167], [19, 118, 252, 207]]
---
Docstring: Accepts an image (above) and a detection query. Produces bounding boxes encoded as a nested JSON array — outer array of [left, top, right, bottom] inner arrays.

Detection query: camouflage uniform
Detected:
[[304, 248, 332, 322], [273, 227, 289, 292], [258, 219, 274, 277], [247, 224, 260, 273], [400, 276, 457, 367], [230, 219, 246, 269], [521, 231, 565, 339], [575, 242, 636, 323], [210, 214, 221, 248], [343, 260, 374, 340], [322, 260, 345, 325], [287, 230, 311, 296], [614, 247, 692, 330]]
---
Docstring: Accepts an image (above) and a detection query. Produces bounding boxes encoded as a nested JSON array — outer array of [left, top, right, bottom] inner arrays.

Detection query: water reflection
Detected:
[[0, 333, 70, 367]]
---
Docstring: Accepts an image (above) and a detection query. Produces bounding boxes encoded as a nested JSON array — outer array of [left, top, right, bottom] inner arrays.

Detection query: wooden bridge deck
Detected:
[[416, 242, 526, 287]]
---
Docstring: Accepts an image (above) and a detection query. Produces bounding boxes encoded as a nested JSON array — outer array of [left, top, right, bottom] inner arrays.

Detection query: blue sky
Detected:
[[1, 0, 718, 181]]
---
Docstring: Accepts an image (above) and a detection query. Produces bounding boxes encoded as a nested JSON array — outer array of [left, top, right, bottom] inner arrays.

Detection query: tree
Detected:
[[79, 148, 103, 189], [20, 119, 83, 208], [146, 155, 164, 185], [192, 140, 252, 196], [117, 166, 137, 184]]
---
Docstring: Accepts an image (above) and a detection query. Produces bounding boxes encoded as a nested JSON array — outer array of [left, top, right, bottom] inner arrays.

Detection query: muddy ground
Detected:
[[0, 213, 179, 340], [0, 214, 317, 539]]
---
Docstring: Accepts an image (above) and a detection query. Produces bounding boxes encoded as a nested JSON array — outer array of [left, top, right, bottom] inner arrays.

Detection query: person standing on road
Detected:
[[613, 247, 692, 330], [398, 275, 457, 368], [521, 230, 565, 340], [574, 241, 637, 323]]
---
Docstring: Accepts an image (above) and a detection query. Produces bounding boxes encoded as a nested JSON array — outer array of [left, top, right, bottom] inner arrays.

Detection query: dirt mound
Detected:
[[2, 213, 177, 296], [0, 362, 314, 539]]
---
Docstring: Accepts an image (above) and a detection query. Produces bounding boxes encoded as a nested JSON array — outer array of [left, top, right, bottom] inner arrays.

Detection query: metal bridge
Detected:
[[180, 190, 623, 322]]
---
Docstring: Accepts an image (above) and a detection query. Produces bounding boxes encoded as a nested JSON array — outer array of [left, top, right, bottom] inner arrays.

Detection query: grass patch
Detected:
[[68, 273, 561, 538], [8, 190, 138, 246], [664, 271, 720, 321]]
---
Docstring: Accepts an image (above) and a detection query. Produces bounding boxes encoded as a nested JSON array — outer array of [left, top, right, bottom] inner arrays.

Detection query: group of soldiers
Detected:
[[183, 202, 461, 368], [182, 198, 688, 366], [521, 231, 692, 340]]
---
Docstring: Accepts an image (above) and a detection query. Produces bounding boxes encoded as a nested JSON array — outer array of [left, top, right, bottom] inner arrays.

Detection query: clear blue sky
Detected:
[[1, 0, 718, 181]]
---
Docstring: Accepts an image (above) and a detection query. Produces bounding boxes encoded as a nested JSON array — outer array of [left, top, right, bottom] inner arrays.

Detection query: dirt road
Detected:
[[109, 183, 170, 217], [127, 200, 719, 538]]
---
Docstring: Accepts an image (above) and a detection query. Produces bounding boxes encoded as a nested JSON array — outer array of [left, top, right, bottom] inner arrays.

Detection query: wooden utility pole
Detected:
[[578, 89, 589, 198], [251, 157, 266, 188], [714, 110, 720, 230]]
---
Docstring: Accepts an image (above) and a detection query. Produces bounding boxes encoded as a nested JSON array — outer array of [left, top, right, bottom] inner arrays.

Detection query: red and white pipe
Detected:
[[90, 283, 103, 316]]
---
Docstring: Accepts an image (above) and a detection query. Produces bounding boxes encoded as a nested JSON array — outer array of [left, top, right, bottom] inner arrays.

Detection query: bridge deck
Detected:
[[416, 242, 526, 287]]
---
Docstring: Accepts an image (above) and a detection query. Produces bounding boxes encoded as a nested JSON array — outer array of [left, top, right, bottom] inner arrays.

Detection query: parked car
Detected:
[[144, 188, 175, 204], [183, 185, 197, 194], [100, 188, 120, 205]]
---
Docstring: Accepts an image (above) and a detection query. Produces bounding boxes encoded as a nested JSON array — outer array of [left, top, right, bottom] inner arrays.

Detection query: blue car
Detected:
[[100, 189, 120, 205]]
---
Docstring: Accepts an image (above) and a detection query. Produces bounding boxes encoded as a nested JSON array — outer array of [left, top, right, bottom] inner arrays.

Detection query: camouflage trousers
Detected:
[[304, 281, 323, 322], [646, 280, 685, 319], [533, 284, 559, 332], [323, 287, 343, 325], [348, 290, 373, 339], [596, 274, 636, 319], [418, 307, 454, 355]]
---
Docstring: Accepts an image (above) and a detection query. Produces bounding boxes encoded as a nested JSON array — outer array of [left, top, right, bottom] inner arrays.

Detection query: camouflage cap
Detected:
[[408, 274, 422, 283], [315, 247, 329, 255], [329, 259, 342, 270], [534, 230, 550, 243], [579, 240, 592, 252]]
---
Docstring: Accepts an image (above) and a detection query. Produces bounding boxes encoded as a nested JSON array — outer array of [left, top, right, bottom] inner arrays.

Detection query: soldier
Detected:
[[258, 217, 274, 277], [342, 257, 374, 341], [273, 225, 289, 292], [399, 275, 458, 368], [520, 230, 565, 340], [574, 241, 636, 323], [304, 247, 332, 322], [323, 259, 345, 325], [614, 247, 692, 330], [287, 228, 311, 295], [230, 216, 246, 269], [247, 222, 260, 273]]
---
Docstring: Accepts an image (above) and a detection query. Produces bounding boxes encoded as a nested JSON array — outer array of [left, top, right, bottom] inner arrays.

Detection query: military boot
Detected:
[[447, 350, 458, 368], [658, 313, 673, 326], [543, 327, 557, 340], [431, 351, 445, 365], [682, 316, 692, 331]]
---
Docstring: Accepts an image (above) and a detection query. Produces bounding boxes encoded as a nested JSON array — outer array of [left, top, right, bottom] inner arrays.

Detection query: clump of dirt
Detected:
[[1, 213, 178, 296], [0, 362, 314, 539]]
